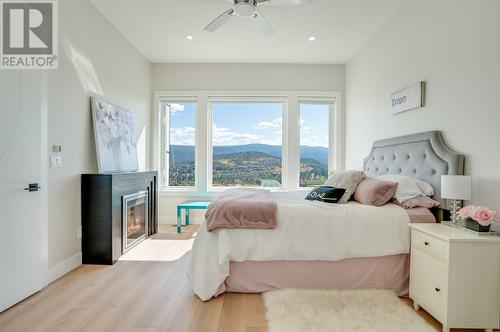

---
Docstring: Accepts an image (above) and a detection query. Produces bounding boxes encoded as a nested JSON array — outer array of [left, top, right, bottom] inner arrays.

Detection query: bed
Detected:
[[187, 131, 464, 301]]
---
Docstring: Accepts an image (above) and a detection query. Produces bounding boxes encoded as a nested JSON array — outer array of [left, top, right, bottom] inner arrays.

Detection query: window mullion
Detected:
[[286, 95, 300, 190], [197, 95, 208, 193]]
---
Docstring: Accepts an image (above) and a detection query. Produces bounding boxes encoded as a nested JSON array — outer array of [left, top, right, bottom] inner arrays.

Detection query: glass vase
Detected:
[[464, 217, 491, 232]]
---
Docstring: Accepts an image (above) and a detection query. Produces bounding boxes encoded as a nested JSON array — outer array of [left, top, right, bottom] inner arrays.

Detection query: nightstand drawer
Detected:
[[410, 247, 448, 322], [412, 230, 448, 260]]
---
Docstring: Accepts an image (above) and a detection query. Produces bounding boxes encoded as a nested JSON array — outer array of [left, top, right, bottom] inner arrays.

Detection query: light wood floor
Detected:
[[0, 225, 482, 332]]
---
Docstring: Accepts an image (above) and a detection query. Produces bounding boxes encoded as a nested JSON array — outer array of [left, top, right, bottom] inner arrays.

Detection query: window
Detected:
[[209, 101, 284, 188], [155, 91, 341, 193], [299, 102, 331, 187], [160, 101, 196, 188]]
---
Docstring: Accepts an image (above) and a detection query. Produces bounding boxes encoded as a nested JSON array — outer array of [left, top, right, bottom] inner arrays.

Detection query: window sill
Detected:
[[159, 189, 209, 197], [159, 187, 309, 197], [159, 193, 214, 198], [207, 187, 289, 193]]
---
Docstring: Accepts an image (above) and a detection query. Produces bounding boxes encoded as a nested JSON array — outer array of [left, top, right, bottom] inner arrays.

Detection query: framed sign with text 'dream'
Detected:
[[391, 81, 425, 115]]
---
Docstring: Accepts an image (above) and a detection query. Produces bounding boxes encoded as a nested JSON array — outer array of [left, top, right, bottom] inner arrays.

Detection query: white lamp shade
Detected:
[[441, 175, 471, 200]]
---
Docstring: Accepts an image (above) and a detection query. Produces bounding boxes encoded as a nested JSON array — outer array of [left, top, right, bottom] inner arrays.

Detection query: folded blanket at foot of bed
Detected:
[[205, 188, 278, 231]]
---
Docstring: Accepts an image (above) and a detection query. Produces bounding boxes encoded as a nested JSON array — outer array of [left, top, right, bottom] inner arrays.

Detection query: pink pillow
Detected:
[[354, 177, 398, 207], [406, 207, 437, 223], [401, 196, 440, 209]]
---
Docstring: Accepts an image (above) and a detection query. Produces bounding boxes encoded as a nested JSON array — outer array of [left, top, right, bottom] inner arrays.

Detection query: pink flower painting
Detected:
[[92, 98, 139, 172]]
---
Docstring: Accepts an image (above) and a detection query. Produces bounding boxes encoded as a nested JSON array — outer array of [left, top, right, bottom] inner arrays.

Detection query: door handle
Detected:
[[24, 183, 41, 192]]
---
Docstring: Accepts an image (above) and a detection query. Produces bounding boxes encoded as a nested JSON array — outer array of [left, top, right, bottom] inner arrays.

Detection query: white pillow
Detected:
[[376, 175, 434, 203], [324, 170, 365, 204]]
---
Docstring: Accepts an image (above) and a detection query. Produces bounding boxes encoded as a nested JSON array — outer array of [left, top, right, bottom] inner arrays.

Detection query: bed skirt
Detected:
[[215, 254, 410, 298]]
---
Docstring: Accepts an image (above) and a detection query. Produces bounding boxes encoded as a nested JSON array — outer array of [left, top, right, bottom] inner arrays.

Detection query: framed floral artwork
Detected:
[[91, 96, 139, 173]]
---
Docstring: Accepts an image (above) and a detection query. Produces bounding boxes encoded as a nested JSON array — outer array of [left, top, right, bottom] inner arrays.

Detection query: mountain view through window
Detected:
[[165, 101, 329, 188], [211, 102, 283, 187], [299, 103, 330, 187], [164, 102, 196, 187]]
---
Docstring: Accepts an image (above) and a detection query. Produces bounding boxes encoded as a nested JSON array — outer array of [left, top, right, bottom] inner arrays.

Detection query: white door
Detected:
[[0, 71, 47, 312]]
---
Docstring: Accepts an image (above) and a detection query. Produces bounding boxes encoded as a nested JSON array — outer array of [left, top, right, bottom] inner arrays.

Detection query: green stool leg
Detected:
[[177, 206, 182, 233], [186, 209, 190, 226]]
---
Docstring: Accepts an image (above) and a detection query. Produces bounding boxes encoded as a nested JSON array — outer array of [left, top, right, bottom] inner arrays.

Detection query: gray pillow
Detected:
[[324, 170, 365, 204]]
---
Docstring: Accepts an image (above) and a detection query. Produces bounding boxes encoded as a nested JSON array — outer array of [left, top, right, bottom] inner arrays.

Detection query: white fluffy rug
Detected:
[[263, 289, 435, 332]]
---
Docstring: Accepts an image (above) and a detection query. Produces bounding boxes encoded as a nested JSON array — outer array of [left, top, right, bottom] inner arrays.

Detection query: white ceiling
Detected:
[[91, 0, 404, 64]]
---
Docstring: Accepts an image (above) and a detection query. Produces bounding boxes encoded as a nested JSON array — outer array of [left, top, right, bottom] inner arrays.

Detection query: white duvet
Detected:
[[187, 191, 411, 301]]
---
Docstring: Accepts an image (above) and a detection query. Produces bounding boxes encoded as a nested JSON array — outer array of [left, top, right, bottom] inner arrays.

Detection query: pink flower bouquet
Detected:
[[458, 205, 497, 228]]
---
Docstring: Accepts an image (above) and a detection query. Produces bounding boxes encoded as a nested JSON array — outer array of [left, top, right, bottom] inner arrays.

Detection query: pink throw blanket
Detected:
[[205, 188, 278, 231]]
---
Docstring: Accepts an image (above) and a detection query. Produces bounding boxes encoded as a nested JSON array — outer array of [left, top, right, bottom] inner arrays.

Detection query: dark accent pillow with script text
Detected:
[[305, 186, 346, 203]]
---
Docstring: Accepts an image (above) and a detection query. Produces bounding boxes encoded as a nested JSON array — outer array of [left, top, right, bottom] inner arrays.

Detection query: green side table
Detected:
[[176, 201, 211, 233]]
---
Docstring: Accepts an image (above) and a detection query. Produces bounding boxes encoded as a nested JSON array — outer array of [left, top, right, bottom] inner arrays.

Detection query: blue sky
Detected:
[[167, 102, 329, 147]]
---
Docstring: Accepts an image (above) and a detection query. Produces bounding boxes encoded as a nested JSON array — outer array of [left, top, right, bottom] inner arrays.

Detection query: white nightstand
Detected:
[[409, 223, 500, 332]]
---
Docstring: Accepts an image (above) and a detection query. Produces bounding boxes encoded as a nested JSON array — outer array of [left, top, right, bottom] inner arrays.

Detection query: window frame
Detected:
[[153, 91, 342, 196]]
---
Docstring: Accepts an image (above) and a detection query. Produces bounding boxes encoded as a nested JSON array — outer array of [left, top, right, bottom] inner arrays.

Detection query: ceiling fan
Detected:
[[203, 0, 311, 36]]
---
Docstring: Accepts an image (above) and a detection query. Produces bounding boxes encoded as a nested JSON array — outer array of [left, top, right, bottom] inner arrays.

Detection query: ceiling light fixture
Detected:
[[308, 36, 316, 42], [233, 2, 257, 18], [186, 35, 195, 40]]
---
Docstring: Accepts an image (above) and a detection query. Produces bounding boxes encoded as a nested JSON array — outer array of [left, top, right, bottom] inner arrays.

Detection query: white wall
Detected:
[[153, 63, 345, 224], [153, 63, 345, 91], [46, 0, 151, 275], [345, 0, 500, 230]]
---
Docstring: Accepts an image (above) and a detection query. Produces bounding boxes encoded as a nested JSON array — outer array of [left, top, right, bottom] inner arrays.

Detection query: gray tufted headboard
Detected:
[[363, 131, 464, 206]]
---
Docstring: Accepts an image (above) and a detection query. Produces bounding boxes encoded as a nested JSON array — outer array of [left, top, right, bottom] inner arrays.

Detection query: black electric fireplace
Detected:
[[81, 171, 158, 264], [122, 191, 148, 252]]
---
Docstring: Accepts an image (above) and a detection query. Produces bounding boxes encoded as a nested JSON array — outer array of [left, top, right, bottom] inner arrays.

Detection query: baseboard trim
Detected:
[[45, 252, 82, 286], [159, 216, 204, 225]]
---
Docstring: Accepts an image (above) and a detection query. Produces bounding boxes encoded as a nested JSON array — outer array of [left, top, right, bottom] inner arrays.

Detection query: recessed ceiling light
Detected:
[[186, 35, 194, 40], [308, 36, 316, 42]]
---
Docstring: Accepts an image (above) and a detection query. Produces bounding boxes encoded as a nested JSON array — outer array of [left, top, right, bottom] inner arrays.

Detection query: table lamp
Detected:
[[441, 175, 471, 224]]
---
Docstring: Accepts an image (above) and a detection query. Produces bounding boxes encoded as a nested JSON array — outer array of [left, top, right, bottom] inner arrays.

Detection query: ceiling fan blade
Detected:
[[255, 11, 274, 36], [260, 0, 311, 6], [203, 9, 234, 32]]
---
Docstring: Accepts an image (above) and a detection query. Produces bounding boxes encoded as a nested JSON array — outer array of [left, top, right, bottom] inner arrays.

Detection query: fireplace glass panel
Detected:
[[122, 191, 148, 252]]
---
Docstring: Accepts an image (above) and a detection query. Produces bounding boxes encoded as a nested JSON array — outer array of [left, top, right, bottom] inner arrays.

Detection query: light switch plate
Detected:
[[50, 155, 62, 168]]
